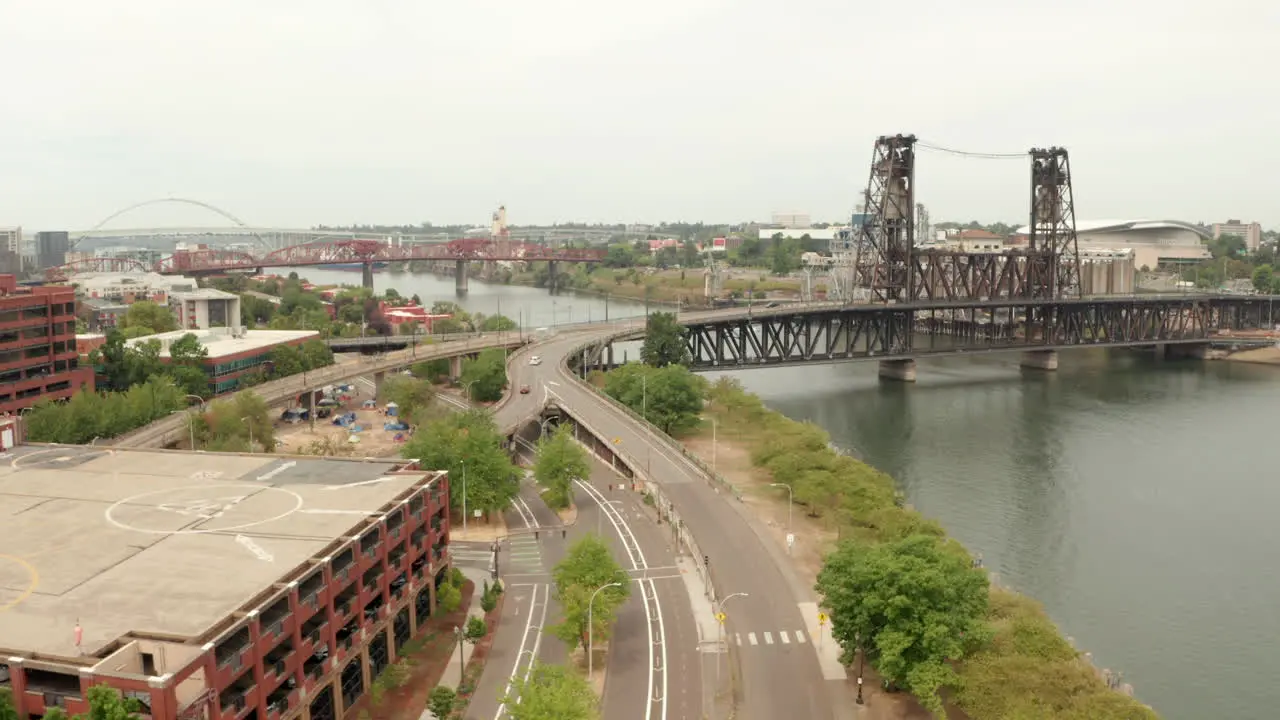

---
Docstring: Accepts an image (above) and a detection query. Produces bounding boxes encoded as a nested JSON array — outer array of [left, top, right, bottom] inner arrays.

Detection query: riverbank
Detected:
[[505, 266, 804, 305], [684, 378, 1157, 719]]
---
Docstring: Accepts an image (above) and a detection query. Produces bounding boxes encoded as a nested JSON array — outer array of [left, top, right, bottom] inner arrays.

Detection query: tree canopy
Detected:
[[503, 663, 598, 720], [639, 312, 691, 368], [380, 375, 437, 423], [40, 685, 144, 720], [604, 363, 706, 436], [816, 534, 990, 715], [533, 424, 590, 510], [192, 391, 277, 452], [267, 339, 335, 379], [460, 347, 508, 402], [25, 377, 185, 445], [399, 410, 520, 516], [119, 301, 178, 336], [549, 534, 631, 652]]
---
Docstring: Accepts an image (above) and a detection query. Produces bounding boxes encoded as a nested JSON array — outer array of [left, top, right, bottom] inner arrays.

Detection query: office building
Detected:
[[771, 212, 811, 229], [0, 274, 94, 412], [77, 273, 198, 305], [0, 227, 22, 276], [126, 327, 319, 394], [1211, 220, 1263, 252], [169, 289, 242, 331], [0, 447, 452, 720], [36, 231, 70, 270]]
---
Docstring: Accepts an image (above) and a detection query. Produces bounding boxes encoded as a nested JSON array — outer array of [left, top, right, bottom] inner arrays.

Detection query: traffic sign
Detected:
[[818, 612, 827, 625], [715, 612, 726, 624], [613, 437, 621, 444]]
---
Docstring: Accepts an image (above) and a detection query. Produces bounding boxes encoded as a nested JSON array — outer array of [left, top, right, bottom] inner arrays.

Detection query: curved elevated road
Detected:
[[494, 313, 844, 720]]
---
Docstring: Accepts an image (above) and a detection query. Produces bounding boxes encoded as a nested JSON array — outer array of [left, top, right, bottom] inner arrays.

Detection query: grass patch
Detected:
[[700, 377, 1158, 720]]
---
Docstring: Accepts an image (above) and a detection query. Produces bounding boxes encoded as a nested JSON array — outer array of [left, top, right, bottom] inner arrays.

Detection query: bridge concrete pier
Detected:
[[878, 359, 917, 382], [547, 261, 558, 291], [361, 262, 375, 289], [373, 370, 386, 399], [449, 355, 462, 379], [1020, 350, 1059, 371], [455, 260, 469, 294]]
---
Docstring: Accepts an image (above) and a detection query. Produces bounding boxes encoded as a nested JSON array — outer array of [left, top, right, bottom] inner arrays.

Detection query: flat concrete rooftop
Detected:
[[0, 446, 439, 660]]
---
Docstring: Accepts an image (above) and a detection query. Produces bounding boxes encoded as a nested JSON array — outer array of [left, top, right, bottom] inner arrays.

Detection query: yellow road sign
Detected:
[[613, 437, 621, 444], [818, 612, 827, 625], [715, 612, 726, 624]]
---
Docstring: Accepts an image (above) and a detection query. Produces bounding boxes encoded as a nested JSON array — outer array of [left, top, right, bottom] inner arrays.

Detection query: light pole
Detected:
[[454, 626, 465, 686], [588, 582, 622, 678], [769, 483, 794, 553], [241, 416, 254, 453], [717, 592, 749, 686], [462, 380, 476, 402], [855, 631, 865, 704], [184, 394, 205, 407], [461, 461, 468, 534], [711, 417, 717, 475]]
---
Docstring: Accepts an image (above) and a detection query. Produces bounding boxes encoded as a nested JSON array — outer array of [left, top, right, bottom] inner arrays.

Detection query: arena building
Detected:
[[1013, 220, 1211, 270], [0, 446, 451, 720]]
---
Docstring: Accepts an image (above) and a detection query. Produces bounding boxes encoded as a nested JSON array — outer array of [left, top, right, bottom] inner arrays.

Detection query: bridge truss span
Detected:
[[681, 297, 1279, 369]]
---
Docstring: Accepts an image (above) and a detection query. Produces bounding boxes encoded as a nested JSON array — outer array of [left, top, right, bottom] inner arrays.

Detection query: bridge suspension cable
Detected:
[[915, 140, 1027, 160]]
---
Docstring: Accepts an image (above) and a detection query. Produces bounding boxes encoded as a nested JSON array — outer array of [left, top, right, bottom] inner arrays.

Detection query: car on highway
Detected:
[[519, 384, 531, 394], [528, 356, 542, 366]]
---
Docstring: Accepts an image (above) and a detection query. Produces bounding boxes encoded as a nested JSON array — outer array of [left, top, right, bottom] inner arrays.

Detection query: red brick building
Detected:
[[0, 275, 93, 412], [0, 452, 452, 720]]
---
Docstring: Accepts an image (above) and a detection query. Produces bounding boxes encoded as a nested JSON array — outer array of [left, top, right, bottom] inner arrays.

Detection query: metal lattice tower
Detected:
[[915, 203, 930, 244], [1028, 148, 1082, 298], [855, 135, 917, 303]]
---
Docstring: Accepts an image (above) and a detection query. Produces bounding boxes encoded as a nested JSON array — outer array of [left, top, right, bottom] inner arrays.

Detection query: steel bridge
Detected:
[[46, 237, 604, 288], [664, 295, 1278, 373]]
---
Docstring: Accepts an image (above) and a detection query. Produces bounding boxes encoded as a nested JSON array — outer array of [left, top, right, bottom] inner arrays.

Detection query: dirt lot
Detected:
[[275, 402, 410, 458]]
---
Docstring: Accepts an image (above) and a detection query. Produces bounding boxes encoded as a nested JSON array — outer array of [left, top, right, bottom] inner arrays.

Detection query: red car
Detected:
[[519, 384, 531, 394]]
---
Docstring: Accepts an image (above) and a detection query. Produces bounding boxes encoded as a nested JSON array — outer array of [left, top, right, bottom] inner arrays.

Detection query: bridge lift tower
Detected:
[[854, 134, 917, 303]]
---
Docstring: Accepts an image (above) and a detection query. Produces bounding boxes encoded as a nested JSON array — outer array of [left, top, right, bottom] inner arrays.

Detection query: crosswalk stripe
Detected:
[[764, 632, 774, 645], [747, 633, 758, 646], [795, 631, 807, 643], [780, 631, 791, 644], [735, 634, 741, 646]]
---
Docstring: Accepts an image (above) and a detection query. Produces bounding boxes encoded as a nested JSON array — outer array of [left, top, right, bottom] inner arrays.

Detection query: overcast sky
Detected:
[[2, 1, 1276, 231]]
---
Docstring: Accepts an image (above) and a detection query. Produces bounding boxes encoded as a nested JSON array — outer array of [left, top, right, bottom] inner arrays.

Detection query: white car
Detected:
[[528, 356, 542, 366]]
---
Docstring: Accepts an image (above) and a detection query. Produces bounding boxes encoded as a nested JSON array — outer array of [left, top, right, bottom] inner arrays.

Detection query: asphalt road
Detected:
[[492, 322, 847, 720]]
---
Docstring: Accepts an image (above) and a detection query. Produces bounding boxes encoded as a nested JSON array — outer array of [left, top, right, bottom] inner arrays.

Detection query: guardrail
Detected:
[[110, 333, 528, 448]]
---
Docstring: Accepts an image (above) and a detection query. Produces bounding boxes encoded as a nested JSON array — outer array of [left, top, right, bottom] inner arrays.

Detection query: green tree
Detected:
[[639, 312, 691, 368], [1, 686, 20, 720], [437, 581, 462, 613], [816, 534, 990, 716], [426, 687, 456, 720], [25, 377, 184, 444], [533, 425, 589, 510], [120, 301, 178, 334], [411, 356, 451, 383], [1252, 264, 1274, 293], [299, 339, 335, 370], [479, 314, 518, 332], [604, 363, 706, 436], [465, 615, 488, 641], [399, 410, 520, 516], [549, 534, 630, 652], [460, 348, 508, 402], [267, 344, 305, 378], [166, 333, 211, 398], [380, 375, 435, 421], [195, 391, 276, 452], [503, 663, 598, 720]]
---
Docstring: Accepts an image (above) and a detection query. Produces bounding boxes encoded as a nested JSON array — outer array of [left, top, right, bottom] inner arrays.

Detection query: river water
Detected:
[[304, 268, 1279, 719]]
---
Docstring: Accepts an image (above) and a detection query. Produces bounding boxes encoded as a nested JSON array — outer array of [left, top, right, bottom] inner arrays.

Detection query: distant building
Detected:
[[168, 288, 242, 331], [36, 231, 70, 270], [0, 227, 22, 275], [760, 227, 847, 242], [1013, 220, 1211, 270], [126, 327, 319, 394], [771, 212, 811, 229], [946, 229, 1006, 253], [80, 298, 131, 331], [1211, 220, 1262, 252], [0, 274, 94, 413], [77, 272, 198, 304]]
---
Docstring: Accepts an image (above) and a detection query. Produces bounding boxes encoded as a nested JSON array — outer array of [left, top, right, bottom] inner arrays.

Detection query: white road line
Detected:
[[748, 633, 758, 646], [735, 634, 742, 646], [795, 631, 807, 644], [495, 583, 542, 720], [780, 631, 791, 644], [764, 632, 774, 645]]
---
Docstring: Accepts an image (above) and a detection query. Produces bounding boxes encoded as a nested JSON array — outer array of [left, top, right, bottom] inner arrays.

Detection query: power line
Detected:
[[915, 140, 1026, 160]]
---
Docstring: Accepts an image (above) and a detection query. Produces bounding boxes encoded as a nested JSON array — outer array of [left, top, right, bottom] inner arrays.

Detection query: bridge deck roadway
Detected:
[[494, 322, 849, 720]]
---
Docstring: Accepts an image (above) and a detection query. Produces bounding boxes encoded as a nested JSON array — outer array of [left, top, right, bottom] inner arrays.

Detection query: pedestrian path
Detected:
[[449, 541, 495, 572], [504, 534, 545, 575], [421, 566, 489, 720], [729, 629, 810, 647]]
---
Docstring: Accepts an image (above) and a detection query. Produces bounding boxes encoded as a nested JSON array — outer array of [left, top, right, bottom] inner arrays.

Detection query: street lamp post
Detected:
[[717, 592, 749, 686], [855, 631, 865, 704], [769, 483, 794, 553], [454, 626, 465, 686], [588, 582, 623, 678], [171, 411, 195, 449], [241, 416, 254, 453], [461, 461, 468, 534]]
